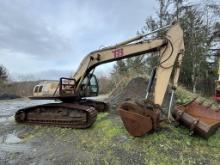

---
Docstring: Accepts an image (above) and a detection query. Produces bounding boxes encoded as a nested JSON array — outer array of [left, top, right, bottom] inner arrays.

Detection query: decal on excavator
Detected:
[[112, 48, 124, 58]]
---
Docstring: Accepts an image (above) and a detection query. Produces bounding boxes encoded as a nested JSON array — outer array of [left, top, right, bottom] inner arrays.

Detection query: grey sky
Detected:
[[0, 0, 158, 80]]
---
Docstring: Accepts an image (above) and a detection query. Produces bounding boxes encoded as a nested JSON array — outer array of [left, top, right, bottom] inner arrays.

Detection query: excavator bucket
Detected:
[[173, 99, 220, 138], [117, 100, 160, 137]]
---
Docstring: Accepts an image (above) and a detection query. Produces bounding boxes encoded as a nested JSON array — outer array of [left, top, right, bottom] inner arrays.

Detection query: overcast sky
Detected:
[[0, 0, 208, 80], [0, 0, 161, 80]]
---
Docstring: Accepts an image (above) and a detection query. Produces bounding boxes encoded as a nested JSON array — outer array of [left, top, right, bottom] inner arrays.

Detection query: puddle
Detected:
[[0, 133, 32, 154], [0, 116, 14, 126], [5, 134, 22, 144], [8, 116, 15, 122], [0, 144, 31, 153], [0, 117, 8, 123]]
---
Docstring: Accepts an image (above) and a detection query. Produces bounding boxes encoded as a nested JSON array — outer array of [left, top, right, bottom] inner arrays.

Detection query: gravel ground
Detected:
[[0, 98, 220, 165]]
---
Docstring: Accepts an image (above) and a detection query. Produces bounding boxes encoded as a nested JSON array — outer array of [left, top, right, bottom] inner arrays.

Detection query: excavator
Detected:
[[14, 22, 220, 138]]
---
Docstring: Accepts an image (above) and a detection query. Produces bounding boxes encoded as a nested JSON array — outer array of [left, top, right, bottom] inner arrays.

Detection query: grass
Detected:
[[176, 86, 220, 109], [19, 110, 220, 165]]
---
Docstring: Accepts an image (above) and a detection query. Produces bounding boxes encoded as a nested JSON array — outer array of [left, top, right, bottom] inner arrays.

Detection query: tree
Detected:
[[142, 0, 220, 95], [179, 7, 210, 93], [0, 65, 8, 83], [112, 0, 220, 96], [113, 60, 127, 76], [157, 0, 173, 27]]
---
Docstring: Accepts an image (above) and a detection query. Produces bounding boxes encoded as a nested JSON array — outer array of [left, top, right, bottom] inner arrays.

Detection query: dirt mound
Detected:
[[107, 77, 172, 113], [107, 77, 148, 108]]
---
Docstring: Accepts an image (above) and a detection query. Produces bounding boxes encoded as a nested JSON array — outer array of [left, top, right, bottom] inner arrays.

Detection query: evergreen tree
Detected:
[[0, 65, 8, 83]]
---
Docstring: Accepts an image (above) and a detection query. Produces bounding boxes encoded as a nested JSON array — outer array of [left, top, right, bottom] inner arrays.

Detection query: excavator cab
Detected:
[[58, 74, 99, 97], [79, 74, 99, 97]]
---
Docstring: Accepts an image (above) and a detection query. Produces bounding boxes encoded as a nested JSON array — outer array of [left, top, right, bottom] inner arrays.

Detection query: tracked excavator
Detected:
[[15, 21, 184, 135], [15, 22, 220, 137], [15, 21, 184, 131]]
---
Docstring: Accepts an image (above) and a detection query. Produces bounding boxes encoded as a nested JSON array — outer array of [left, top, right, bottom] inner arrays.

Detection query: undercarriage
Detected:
[[15, 99, 107, 128]]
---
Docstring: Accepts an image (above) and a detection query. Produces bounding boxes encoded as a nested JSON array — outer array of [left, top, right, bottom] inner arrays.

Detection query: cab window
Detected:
[[34, 86, 39, 93], [39, 86, 43, 92]]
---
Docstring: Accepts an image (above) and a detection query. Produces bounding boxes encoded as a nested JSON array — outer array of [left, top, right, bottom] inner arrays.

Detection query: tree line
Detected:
[[112, 0, 220, 96]]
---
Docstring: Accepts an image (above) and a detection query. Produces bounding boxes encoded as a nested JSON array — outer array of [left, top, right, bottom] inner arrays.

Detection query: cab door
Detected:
[[88, 75, 99, 96]]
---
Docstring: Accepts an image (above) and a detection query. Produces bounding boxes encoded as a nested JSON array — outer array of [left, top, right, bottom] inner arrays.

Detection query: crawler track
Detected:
[[78, 99, 108, 112], [15, 103, 97, 128]]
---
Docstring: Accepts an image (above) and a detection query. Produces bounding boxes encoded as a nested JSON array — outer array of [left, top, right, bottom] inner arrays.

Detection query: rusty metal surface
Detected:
[[118, 108, 153, 136], [174, 100, 220, 138], [117, 100, 160, 137], [15, 103, 97, 128]]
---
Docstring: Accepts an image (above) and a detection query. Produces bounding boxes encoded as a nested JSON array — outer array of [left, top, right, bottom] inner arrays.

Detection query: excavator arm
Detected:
[[62, 22, 184, 106], [31, 22, 184, 104]]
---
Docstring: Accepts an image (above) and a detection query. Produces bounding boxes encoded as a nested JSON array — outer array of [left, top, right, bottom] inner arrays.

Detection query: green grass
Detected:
[[20, 111, 220, 165], [176, 86, 220, 109]]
